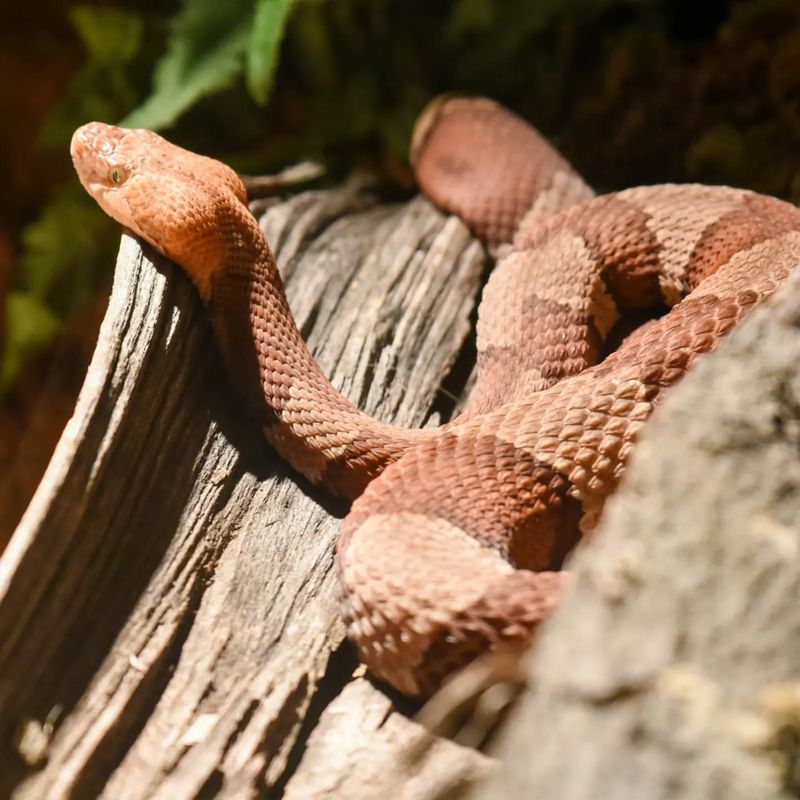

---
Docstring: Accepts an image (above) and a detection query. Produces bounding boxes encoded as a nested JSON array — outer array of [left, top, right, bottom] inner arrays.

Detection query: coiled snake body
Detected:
[[72, 98, 800, 696]]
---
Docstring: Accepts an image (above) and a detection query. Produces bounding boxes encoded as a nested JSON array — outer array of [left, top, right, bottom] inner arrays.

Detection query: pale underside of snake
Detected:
[[71, 97, 800, 696]]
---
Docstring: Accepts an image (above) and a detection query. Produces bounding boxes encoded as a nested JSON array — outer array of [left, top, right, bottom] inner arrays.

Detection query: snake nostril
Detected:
[[70, 130, 87, 161]]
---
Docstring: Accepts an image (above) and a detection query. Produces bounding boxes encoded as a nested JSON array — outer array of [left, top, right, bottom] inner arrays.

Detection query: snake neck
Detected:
[[204, 210, 424, 499]]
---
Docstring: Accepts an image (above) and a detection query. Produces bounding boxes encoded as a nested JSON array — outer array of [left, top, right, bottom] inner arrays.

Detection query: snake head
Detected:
[[71, 122, 250, 298]]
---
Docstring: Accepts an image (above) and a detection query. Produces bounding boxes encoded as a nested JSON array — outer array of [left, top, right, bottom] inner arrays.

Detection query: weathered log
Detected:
[[0, 185, 490, 798], [477, 271, 800, 798]]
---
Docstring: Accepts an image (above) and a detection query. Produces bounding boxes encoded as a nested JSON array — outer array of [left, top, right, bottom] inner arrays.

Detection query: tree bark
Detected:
[[477, 270, 800, 799], [0, 184, 490, 799]]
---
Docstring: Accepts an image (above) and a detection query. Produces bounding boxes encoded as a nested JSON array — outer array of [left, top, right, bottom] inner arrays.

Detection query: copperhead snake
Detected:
[[71, 97, 800, 696]]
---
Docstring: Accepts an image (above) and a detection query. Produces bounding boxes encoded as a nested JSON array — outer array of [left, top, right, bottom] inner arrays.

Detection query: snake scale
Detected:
[[71, 97, 800, 696]]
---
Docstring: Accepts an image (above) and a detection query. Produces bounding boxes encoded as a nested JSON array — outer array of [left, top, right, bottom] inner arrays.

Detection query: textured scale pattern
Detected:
[[71, 97, 800, 697]]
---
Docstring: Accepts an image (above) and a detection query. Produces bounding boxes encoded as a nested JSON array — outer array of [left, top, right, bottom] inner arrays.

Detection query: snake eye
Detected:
[[109, 167, 126, 184]]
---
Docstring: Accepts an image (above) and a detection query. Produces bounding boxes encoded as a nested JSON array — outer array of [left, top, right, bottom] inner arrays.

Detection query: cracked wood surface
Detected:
[[0, 185, 490, 799]]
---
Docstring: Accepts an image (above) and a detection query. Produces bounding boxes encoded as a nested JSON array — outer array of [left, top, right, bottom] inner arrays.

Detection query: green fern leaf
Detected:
[[245, 0, 296, 106], [122, 0, 254, 130]]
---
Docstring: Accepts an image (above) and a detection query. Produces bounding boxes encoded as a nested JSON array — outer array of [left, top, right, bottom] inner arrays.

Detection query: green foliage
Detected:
[[17, 185, 118, 318], [1, 184, 118, 393], [246, 0, 297, 105], [123, 0, 253, 130], [1, 294, 62, 394], [123, 0, 295, 129]]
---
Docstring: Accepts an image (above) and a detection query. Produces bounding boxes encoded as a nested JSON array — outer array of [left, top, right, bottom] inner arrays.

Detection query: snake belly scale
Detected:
[[71, 97, 800, 696]]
